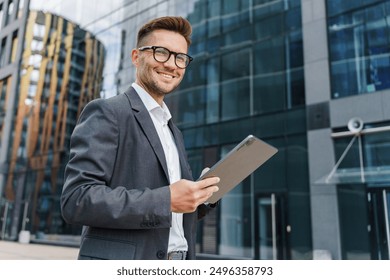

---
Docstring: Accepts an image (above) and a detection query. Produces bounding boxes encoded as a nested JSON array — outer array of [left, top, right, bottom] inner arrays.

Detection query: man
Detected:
[[61, 16, 220, 260]]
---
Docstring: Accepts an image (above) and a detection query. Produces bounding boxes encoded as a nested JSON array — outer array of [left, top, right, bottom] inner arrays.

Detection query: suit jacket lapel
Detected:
[[124, 87, 170, 181]]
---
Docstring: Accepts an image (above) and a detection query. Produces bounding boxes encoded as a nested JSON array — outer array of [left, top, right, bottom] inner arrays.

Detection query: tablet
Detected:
[[198, 135, 278, 203]]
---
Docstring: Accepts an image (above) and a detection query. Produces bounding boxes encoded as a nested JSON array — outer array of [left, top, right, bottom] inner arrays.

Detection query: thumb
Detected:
[[200, 167, 210, 178]]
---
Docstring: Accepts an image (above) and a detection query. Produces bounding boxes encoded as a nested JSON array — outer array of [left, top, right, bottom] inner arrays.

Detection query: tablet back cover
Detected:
[[199, 135, 278, 203]]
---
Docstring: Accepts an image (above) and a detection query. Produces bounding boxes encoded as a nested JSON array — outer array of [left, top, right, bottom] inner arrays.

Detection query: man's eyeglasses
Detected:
[[138, 46, 193, 69]]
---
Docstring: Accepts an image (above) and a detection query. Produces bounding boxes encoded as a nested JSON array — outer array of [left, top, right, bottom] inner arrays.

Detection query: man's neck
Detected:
[[134, 82, 164, 106]]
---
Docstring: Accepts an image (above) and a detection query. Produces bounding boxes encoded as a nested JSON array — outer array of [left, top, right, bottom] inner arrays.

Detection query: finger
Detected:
[[208, 186, 219, 193], [199, 177, 220, 188], [203, 186, 219, 203]]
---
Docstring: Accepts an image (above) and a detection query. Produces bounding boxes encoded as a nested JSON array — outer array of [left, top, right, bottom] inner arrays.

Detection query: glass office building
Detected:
[[323, 0, 390, 260], [1, 0, 390, 260], [327, 0, 390, 98], [165, 0, 310, 259], [307, 0, 390, 260], [0, 1, 105, 240]]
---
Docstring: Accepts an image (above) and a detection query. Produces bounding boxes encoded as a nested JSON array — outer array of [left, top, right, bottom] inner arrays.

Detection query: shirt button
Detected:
[[156, 250, 166, 259]]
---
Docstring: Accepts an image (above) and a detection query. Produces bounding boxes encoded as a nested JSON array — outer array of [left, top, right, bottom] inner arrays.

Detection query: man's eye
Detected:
[[176, 55, 186, 62], [156, 49, 168, 56]]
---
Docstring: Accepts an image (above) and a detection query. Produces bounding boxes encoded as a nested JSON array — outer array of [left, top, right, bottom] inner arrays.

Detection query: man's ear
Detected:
[[131, 49, 139, 67]]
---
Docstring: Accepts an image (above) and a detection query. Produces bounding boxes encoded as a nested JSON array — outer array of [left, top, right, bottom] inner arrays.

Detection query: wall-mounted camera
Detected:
[[347, 117, 364, 133]]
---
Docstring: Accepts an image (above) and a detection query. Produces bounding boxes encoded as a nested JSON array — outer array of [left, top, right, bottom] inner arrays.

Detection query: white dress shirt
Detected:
[[132, 83, 188, 253]]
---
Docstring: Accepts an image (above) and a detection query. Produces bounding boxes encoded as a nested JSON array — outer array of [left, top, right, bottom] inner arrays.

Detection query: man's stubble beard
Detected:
[[136, 57, 184, 98], [147, 78, 180, 98], [139, 67, 183, 99]]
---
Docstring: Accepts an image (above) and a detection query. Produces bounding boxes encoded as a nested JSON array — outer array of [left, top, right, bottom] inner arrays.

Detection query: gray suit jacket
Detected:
[[61, 87, 212, 260]]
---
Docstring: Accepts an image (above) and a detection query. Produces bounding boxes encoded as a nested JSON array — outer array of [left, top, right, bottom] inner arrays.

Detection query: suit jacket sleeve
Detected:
[[61, 99, 172, 230]]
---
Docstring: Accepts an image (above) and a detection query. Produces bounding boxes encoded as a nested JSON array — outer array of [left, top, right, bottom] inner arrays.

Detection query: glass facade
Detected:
[[326, 0, 390, 259], [0, 76, 11, 145], [332, 121, 390, 259], [165, 0, 311, 259], [0, 7, 105, 239], [327, 0, 390, 98], [333, 122, 390, 174]]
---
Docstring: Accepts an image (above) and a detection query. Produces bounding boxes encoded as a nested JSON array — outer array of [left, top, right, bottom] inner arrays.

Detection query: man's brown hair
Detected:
[[137, 16, 192, 47]]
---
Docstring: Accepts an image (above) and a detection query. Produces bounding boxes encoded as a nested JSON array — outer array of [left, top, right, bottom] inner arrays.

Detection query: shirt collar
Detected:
[[132, 83, 172, 122]]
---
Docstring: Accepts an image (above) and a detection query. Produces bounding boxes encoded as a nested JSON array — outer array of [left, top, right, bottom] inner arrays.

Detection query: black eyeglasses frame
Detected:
[[138, 46, 193, 69]]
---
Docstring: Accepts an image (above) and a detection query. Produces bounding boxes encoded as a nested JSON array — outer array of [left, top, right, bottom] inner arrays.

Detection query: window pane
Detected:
[[0, 38, 7, 67], [254, 37, 285, 75], [338, 185, 371, 260], [221, 78, 250, 120], [219, 145, 253, 258], [18, 0, 25, 18], [253, 73, 286, 114], [0, 4, 4, 29], [169, 87, 206, 127], [6, 0, 14, 25], [364, 130, 390, 168], [221, 49, 250, 81], [11, 32, 18, 63], [327, 1, 390, 98], [206, 84, 219, 124], [254, 15, 283, 42]]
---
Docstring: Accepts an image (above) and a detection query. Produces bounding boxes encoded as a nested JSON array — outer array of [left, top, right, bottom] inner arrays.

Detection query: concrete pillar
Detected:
[[301, 0, 342, 259]]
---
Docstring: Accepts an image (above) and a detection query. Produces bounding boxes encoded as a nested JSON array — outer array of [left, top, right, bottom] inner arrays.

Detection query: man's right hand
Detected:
[[169, 177, 220, 213]]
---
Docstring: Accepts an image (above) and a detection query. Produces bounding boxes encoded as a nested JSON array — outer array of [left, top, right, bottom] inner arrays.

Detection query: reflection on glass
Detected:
[[0, 4, 4, 29], [3, 10, 105, 237], [5, 0, 14, 25], [219, 175, 248, 256], [327, 1, 390, 98], [17, 0, 24, 18], [258, 196, 274, 260], [0, 38, 7, 66]]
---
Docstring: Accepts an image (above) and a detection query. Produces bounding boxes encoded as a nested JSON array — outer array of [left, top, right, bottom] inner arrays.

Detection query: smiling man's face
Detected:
[[132, 29, 188, 105]]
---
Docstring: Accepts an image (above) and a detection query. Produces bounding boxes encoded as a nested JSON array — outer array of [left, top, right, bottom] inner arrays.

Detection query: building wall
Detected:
[[306, 0, 390, 260], [328, 0, 390, 260], [0, 0, 30, 194], [165, 0, 312, 259], [0, 0, 31, 240], [302, 0, 341, 259], [0, 6, 105, 239]]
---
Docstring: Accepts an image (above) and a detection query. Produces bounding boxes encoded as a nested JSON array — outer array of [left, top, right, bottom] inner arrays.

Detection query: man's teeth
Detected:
[[159, 73, 173, 78]]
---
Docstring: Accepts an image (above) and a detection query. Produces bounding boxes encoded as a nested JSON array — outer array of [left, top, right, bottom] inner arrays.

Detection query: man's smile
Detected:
[[156, 70, 176, 80]]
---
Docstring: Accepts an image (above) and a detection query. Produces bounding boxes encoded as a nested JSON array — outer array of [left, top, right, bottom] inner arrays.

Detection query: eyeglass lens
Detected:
[[153, 47, 190, 68]]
